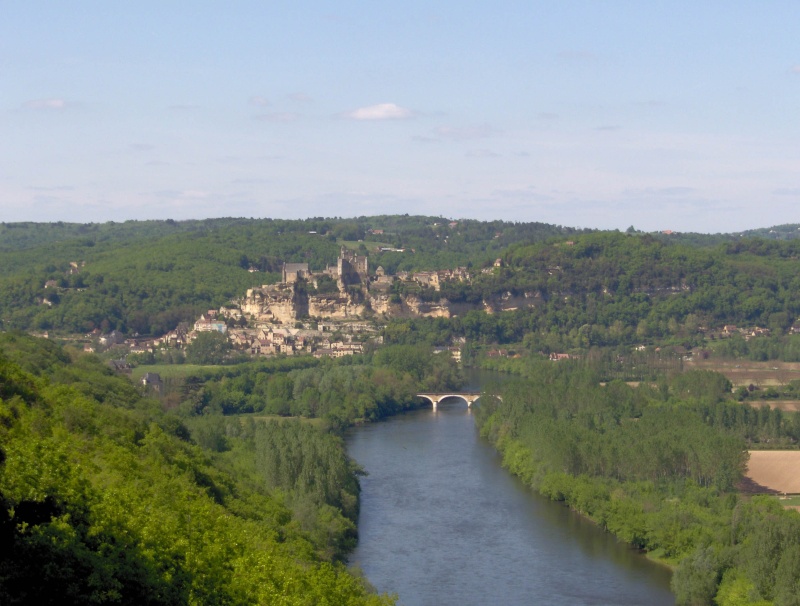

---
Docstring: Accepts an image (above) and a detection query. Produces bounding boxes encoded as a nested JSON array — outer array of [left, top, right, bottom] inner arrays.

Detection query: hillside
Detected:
[[0, 216, 583, 335], [3, 217, 800, 355], [0, 333, 393, 604]]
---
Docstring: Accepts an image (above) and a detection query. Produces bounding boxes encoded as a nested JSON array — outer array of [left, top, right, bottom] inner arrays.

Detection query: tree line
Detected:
[[473, 359, 800, 604], [172, 344, 461, 428]]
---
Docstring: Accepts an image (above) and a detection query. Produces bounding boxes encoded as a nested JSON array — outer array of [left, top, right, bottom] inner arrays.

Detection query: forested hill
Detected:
[[0, 218, 249, 252], [0, 332, 394, 604], [411, 231, 800, 349], [0, 216, 583, 334], [2, 216, 799, 338]]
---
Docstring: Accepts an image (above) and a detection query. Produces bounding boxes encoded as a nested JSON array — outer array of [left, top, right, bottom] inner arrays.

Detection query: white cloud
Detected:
[[250, 96, 271, 107], [344, 103, 412, 120], [22, 98, 67, 110], [792, 65, 800, 74]]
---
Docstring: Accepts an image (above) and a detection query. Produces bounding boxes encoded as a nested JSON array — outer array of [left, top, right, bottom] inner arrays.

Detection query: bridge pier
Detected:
[[417, 393, 481, 411]]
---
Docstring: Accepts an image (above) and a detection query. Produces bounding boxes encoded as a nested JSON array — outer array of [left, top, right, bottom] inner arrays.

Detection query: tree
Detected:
[[185, 331, 231, 365]]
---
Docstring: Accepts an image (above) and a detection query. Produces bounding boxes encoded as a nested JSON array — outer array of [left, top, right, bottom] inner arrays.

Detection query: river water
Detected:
[[345, 374, 674, 605]]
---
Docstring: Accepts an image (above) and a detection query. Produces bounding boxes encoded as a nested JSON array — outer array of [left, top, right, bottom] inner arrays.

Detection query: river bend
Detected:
[[346, 399, 674, 605]]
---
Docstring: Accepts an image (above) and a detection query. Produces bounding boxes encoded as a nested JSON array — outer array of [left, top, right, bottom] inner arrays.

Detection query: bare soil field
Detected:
[[742, 451, 800, 495], [686, 359, 800, 387]]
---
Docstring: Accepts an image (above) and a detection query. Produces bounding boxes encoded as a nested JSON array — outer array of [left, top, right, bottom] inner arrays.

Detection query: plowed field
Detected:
[[743, 451, 800, 494]]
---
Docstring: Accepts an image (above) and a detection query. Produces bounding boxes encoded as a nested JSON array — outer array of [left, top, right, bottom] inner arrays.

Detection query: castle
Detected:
[[280, 246, 368, 288], [241, 247, 475, 325]]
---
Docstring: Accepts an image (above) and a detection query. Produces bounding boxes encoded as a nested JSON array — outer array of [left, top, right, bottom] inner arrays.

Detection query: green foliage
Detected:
[[474, 359, 800, 603], [170, 346, 460, 425], [384, 231, 800, 355], [672, 547, 725, 605], [0, 334, 394, 604], [7, 220, 800, 358], [185, 331, 232, 365], [0, 216, 583, 335]]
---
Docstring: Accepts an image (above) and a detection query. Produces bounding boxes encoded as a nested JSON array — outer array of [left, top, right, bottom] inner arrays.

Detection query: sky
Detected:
[[2, 1, 799, 233]]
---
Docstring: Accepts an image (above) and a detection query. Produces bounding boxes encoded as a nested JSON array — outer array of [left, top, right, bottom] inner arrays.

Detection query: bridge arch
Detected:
[[416, 392, 483, 411]]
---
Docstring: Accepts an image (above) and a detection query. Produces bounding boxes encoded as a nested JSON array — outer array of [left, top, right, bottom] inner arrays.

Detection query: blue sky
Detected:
[[2, 1, 799, 232]]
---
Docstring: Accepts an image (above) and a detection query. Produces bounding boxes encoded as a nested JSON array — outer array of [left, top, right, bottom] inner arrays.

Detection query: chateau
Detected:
[[281, 247, 368, 287], [240, 247, 468, 326]]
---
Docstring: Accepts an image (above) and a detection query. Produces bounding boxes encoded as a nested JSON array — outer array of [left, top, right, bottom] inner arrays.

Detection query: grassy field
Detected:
[[774, 495, 800, 507]]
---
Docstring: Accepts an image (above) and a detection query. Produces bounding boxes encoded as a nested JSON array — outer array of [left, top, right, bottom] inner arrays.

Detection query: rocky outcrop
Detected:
[[240, 282, 546, 325], [401, 296, 451, 318], [308, 295, 367, 320], [241, 285, 298, 324], [483, 291, 544, 314]]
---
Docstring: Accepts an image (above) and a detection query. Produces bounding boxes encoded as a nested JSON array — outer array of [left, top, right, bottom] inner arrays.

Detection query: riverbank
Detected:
[[471, 362, 800, 604], [346, 404, 674, 605]]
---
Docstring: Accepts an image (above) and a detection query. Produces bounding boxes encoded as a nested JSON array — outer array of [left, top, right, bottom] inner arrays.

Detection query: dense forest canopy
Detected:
[[0, 216, 585, 335], [0, 332, 395, 604], [381, 230, 800, 358], [3, 216, 800, 343]]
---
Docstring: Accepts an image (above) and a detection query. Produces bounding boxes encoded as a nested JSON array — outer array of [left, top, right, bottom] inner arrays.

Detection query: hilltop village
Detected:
[[78, 242, 791, 365], [100, 247, 474, 361]]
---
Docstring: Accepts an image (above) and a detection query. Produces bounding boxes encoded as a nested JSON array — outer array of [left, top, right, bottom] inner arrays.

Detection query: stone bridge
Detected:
[[416, 392, 498, 411]]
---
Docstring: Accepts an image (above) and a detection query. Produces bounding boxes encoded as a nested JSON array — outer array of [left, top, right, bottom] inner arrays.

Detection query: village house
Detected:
[[744, 327, 770, 340], [141, 372, 163, 392], [194, 314, 227, 334], [229, 332, 251, 349], [282, 262, 309, 284], [434, 346, 462, 363], [109, 359, 131, 374], [99, 330, 125, 347]]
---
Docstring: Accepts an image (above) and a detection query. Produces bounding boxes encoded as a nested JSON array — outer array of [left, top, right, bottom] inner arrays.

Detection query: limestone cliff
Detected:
[[239, 282, 544, 325], [308, 295, 367, 320]]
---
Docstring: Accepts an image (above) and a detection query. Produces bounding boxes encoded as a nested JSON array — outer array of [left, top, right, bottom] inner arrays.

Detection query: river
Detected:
[[345, 373, 674, 605]]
